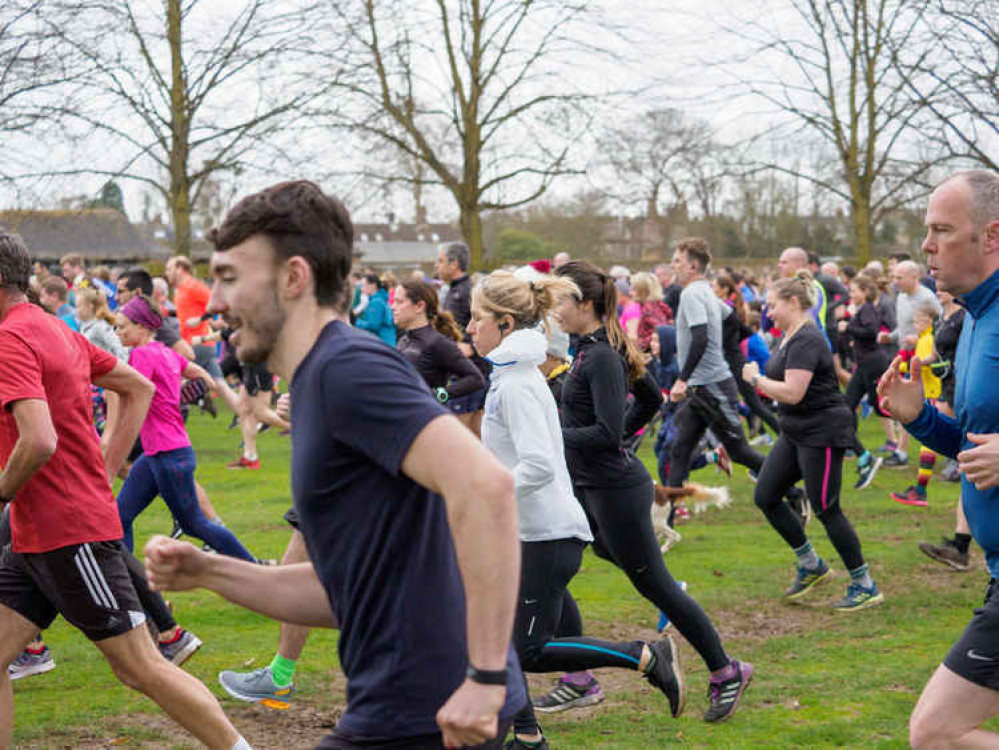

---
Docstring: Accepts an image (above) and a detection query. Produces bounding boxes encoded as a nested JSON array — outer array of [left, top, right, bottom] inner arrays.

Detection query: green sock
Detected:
[[269, 653, 297, 687]]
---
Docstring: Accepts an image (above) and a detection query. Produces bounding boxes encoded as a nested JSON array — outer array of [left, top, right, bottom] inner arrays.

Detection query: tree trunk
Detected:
[[459, 201, 484, 269], [851, 196, 873, 265], [167, 0, 191, 256]]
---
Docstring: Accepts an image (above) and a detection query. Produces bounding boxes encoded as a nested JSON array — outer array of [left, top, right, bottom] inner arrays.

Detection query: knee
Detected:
[[108, 651, 165, 693], [908, 708, 946, 750], [752, 486, 775, 512], [518, 644, 545, 673], [815, 505, 841, 526]]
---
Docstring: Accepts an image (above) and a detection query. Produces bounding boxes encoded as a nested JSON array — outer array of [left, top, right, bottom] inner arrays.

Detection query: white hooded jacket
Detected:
[[482, 328, 593, 543]]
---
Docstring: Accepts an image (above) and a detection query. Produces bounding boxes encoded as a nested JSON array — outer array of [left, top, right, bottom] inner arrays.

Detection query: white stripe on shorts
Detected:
[[75, 544, 119, 610]]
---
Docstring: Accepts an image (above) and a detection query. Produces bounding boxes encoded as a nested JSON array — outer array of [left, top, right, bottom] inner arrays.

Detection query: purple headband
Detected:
[[121, 296, 162, 331]]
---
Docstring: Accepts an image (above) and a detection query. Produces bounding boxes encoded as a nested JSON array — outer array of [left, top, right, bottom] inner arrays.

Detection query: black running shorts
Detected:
[[316, 720, 511, 749], [243, 362, 274, 397], [0, 540, 146, 642], [944, 579, 999, 689], [284, 507, 300, 531]]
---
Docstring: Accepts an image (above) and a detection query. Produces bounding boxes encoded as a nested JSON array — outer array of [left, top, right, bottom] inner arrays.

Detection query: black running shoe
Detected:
[[644, 635, 685, 718], [503, 736, 549, 750], [704, 660, 754, 722]]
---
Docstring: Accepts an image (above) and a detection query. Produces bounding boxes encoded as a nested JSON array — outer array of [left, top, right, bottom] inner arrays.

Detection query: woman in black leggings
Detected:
[[743, 271, 884, 611], [552, 260, 753, 723]]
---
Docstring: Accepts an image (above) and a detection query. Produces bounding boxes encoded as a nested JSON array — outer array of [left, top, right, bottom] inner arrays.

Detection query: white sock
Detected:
[[232, 738, 252, 750]]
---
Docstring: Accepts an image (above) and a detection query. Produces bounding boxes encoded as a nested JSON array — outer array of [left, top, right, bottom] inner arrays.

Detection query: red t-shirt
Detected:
[[174, 275, 211, 343], [0, 303, 123, 553]]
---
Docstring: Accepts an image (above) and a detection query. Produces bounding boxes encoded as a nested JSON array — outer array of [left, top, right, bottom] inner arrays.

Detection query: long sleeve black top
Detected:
[[397, 325, 485, 398]]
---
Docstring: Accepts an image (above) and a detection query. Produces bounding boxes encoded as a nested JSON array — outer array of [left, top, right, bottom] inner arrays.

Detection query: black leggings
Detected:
[[512, 538, 646, 735], [573, 479, 729, 672], [728, 357, 780, 435], [667, 378, 765, 487], [843, 354, 890, 455], [0, 508, 176, 635], [752, 434, 865, 572]]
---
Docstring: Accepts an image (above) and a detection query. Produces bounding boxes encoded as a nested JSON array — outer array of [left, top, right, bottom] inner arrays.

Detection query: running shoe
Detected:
[[158, 629, 203, 666], [673, 506, 691, 525], [504, 737, 549, 750], [9, 647, 55, 681], [876, 441, 898, 455], [855, 455, 883, 490], [831, 582, 884, 611], [890, 486, 928, 507], [883, 452, 909, 468], [748, 433, 773, 447], [703, 660, 753, 722], [227, 456, 261, 470], [219, 666, 295, 705], [532, 673, 604, 713], [714, 445, 732, 477], [747, 469, 758, 484], [784, 560, 832, 600], [227, 414, 240, 430], [643, 635, 685, 718], [919, 538, 971, 571], [199, 396, 217, 418], [940, 459, 961, 483], [170, 519, 184, 539]]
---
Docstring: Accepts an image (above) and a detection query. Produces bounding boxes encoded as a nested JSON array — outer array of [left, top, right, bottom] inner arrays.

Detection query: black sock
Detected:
[[954, 533, 972, 555]]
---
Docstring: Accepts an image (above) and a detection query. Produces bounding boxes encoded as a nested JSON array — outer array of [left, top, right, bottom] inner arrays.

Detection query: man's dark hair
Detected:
[[888, 252, 911, 262], [362, 273, 384, 290], [207, 180, 354, 310], [0, 232, 31, 293], [441, 241, 470, 273], [122, 267, 154, 296], [807, 252, 821, 267], [675, 237, 712, 273]]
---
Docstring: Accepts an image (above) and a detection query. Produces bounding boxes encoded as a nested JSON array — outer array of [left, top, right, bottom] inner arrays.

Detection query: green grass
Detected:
[[9, 409, 991, 747]]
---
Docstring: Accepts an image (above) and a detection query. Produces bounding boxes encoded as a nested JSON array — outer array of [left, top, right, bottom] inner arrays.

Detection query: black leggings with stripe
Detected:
[[752, 434, 865, 571]]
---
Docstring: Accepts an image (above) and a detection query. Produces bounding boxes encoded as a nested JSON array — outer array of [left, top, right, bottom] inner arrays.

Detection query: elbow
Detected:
[[32, 431, 58, 463]]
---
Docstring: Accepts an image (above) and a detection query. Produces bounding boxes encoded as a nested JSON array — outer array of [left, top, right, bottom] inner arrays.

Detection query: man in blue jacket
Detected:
[[878, 170, 999, 750]]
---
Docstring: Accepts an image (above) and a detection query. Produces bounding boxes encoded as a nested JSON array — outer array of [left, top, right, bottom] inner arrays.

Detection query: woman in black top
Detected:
[[552, 260, 753, 724], [392, 279, 484, 402], [743, 272, 883, 611]]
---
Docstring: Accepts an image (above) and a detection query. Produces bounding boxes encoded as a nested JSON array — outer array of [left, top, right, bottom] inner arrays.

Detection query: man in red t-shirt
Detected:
[[0, 233, 251, 750]]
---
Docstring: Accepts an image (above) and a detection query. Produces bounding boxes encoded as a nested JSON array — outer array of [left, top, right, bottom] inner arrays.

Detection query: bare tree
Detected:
[[330, 0, 614, 267], [714, 0, 942, 263], [31, 0, 325, 254], [895, 0, 998, 171]]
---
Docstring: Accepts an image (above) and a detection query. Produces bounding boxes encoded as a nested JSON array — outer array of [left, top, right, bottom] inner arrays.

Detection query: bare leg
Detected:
[[910, 664, 999, 749], [957, 502, 971, 535], [214, 377, 242, 414], [250, 391, 290, 432], [97, 625, 242, 750], [276, 531, 313, 660], [196, 482, 220, 522], [237, 391, 259, 462], [0, 605, 44, 748]]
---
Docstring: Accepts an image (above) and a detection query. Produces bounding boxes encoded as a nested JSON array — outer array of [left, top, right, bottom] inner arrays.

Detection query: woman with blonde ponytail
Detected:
[[392, 279, 484, 403], [552, 259, 752, 723], [470, 271, 686, 749]]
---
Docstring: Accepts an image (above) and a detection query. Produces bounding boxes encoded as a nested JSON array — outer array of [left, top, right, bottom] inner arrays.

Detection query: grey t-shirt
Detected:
[[676, 279, 731, 386], [894, 284, 942, 344]]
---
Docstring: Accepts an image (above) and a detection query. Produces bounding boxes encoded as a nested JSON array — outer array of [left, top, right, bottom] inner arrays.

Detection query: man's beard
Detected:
[[238, 283, 286, 364]]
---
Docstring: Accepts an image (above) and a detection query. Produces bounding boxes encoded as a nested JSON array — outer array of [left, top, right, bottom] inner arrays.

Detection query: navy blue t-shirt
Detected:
[[290, 321, 525, 740]]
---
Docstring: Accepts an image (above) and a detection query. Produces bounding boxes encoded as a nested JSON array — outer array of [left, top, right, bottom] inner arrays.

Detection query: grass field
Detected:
[[8, 406, 994, 748]]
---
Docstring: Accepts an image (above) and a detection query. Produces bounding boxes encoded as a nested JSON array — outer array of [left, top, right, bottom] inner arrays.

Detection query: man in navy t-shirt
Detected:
[[144, 180, 526, 749]]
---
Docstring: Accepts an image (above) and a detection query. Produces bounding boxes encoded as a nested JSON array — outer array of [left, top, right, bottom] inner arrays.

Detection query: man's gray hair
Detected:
[[0, 232, 31, 292], [152, 277, 170, 297], [950, 170, 999, 230], [441, 242, 470, 272]]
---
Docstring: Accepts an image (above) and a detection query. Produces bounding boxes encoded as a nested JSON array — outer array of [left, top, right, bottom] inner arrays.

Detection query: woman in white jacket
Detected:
[[469, 272, 683, 750]]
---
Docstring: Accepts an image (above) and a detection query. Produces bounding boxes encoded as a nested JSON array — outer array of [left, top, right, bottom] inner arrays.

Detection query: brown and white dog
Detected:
[[651, 483, 732, 553]]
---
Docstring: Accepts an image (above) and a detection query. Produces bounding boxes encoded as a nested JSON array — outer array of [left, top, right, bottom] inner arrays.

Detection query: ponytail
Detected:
[[433, 309, 464, 342], [472, 272, 579, 334], [602, 275, 647, 380]]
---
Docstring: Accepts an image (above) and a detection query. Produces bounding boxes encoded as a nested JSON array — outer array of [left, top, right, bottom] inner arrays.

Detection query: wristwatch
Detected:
[[751, 374, 761, 388], [466, 665, 509, 686], [435, 387, 449, 404]]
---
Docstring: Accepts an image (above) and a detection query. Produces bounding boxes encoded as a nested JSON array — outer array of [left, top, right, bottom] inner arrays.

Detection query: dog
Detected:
[[652, 482, 732, 553]]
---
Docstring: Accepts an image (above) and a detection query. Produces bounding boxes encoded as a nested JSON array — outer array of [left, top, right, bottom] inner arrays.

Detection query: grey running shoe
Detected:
[[919, 538, 971, 571], [158, 629, 202, 666], [532, 673, 604, 713], [9, 647, 55, 681], [883, 452, 908, 468], [644, 635, 685, 718], [704, 660, 753, 722], [940, 459, 961, 483], [831, 582, 885, 611], [784, 560, 832, 600], [855, 455, 883, 490], [219, 666, 295, 704]]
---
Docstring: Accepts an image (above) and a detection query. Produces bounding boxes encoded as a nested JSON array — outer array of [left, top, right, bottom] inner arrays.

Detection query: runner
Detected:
[[144, 179, 527, 749], [551, 259, 753, 722], [393, 278, 484, 402], [0, 231, 251, 749], [113, 295, 258, 561], [743, 272, 884, 610], [469, 271, 684, 747]]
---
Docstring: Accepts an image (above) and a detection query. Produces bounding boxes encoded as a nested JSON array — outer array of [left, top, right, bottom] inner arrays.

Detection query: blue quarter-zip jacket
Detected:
[[906, 269, 999, 577]]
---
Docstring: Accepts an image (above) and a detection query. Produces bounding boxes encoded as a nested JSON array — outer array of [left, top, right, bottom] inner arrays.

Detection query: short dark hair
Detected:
[[0, 232, 31, 293], [441, 241, 470, 273], [42, 277, 69, 300], [888, 252, 911, 262], [675, 237, 712, 273], [122, 267, 154, 296], [807, 252, 821, 267], [208, 180, 354, 310]]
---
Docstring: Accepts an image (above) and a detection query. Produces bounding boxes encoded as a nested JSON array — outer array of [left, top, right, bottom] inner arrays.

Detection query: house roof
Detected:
[[0, 208, 163, 261], [353, 222, 462, 244]]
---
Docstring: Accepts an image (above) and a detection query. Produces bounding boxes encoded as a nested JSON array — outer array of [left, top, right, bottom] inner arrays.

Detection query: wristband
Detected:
[[751, 374, 761, 388], [466, 665, 508, 686]]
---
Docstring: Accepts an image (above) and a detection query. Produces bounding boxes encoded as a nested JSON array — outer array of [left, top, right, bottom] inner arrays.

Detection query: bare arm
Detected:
[[144, 536, 337, 627], [0, 399, 57, 500], [755, 368, 813, 405], [172, 338, 195, 361], [93, 361, 154, 481], [181, 361, 217, 393]]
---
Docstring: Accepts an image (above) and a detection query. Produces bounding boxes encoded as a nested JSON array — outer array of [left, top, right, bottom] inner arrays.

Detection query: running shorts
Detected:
[[944, 578, 999, 689]]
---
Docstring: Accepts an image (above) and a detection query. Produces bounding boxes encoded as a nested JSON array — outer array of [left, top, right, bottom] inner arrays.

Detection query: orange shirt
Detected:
[[174, 274, 211, 342]]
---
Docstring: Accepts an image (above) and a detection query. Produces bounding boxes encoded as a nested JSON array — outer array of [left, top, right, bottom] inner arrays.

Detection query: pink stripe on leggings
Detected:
[[821, 447, 832, 511]]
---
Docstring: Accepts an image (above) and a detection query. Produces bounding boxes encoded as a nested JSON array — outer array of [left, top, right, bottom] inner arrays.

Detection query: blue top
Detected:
[[290, 321, 525, 740], [354, 287, 397, 346], [906, 269, 999, 577], [745, 332, 770, 370], [57, 303, 79, 332]]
